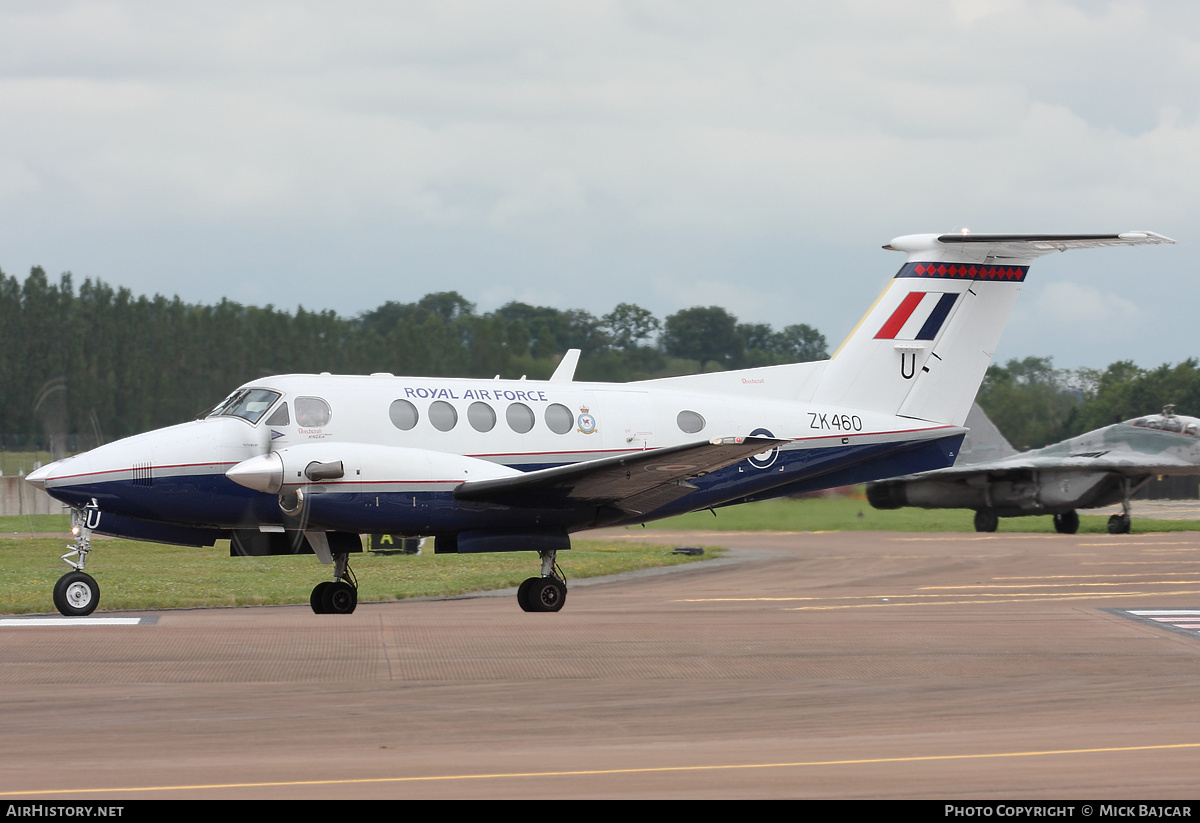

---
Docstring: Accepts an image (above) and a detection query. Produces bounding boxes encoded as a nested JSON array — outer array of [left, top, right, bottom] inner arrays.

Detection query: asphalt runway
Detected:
[[3, 529, 1200, 799]]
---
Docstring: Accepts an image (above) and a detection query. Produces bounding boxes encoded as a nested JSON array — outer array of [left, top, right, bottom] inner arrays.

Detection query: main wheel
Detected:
[[517, 577, 539, 612], [310, 581, 333, 614], [527, 577, 566, 612], [53, 571, 99, 617], [1107, 513, 1131, 534], [1053, 510, 1080, 534], [321, 581, 358, 614], [974, 509, 999, 533]]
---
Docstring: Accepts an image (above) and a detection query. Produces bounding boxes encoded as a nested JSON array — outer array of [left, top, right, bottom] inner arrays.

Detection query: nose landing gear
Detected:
[[53, 502, 102, 617]]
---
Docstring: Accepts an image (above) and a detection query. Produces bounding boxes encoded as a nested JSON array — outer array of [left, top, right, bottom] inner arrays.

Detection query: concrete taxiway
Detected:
[[2, 528, 1200, 799]]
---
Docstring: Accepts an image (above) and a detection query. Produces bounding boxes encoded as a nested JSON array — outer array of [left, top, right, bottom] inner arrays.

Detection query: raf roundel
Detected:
[[747, 428, 780, 469]]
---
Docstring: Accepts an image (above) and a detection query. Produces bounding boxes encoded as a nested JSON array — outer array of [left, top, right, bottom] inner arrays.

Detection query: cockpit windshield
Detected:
[[206, 389, 282, 425]]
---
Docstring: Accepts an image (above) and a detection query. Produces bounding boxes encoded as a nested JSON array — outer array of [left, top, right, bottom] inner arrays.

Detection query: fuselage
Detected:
[[30, 371, 965, 541], [868, 413, 1200, 517]]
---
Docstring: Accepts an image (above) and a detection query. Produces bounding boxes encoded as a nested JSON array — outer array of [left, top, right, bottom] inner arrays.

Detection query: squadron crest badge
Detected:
[[577, 406, 597, 434]]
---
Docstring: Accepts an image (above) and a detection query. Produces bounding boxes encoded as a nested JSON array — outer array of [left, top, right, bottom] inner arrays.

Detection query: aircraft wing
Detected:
[[895, 450, 1200, 482], [454, 436, 788, 515]]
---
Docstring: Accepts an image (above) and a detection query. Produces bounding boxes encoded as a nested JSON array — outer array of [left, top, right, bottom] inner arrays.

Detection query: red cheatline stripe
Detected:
[[874, 292, 925, 339]]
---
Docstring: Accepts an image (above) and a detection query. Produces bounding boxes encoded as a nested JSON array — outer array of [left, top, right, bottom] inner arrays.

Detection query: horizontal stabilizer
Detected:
[[885, 231, 1175, 260], [814, 230, 1174, 428]]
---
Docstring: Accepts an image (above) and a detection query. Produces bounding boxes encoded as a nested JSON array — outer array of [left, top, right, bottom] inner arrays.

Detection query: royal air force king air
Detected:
[[26, 231, 1174, 616]]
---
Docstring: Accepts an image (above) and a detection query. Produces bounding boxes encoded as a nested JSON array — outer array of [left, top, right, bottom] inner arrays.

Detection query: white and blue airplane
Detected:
[[26, 231, 1173, 616]]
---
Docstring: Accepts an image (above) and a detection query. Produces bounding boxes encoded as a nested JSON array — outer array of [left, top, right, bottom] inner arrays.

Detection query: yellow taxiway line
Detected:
[[5, 742, 1199, 796]]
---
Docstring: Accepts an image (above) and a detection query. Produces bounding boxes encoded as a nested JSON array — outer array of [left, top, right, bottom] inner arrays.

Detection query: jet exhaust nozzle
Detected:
[[866, 480, 908, 510]]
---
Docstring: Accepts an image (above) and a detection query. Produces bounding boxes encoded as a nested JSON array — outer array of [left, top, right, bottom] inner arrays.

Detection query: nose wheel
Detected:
[[53, 503, 102, 617], [53, 570, 100, 617]]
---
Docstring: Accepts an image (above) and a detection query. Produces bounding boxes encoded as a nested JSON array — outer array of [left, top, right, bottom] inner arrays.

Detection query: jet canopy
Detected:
[[1126, 405, 1200, 436]]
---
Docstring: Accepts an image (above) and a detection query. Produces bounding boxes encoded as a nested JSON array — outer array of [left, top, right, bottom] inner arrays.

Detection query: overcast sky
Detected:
[[1, 1, 1196, 370]]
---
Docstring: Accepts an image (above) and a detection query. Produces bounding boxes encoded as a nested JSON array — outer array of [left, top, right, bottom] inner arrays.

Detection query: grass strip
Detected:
[[0, 537, 715, 614], [648, 496, 1200, 534]]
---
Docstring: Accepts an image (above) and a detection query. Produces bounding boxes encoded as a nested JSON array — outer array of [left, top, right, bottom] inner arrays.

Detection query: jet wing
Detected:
[[454, 436, 788, 515], [895, 450, 1200, 482]]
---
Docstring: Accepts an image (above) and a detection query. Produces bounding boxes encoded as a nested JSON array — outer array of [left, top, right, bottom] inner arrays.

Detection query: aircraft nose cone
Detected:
[[226, 453, 284, 494], [24, 462, 55, 490]]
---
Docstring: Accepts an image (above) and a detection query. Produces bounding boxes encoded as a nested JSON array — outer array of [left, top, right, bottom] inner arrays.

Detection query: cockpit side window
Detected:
[[295, 397, 332, 428], [265, 402, 290, 427], [207, 389, 282, 425]]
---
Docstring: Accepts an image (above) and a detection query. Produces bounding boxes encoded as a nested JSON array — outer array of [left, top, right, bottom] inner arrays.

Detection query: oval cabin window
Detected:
[[468, 402, 497, 432], [429, 401, 458, 432], [389, 399, 419, 431], [506, 403, 535, 434], [677, 410, 705, 434], [545, 403, 574, 435]]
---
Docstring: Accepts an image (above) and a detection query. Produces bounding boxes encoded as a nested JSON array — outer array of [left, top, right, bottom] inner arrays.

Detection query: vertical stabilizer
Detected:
[[811, 232, 1173, 427], [956, 402, 1019, 465]]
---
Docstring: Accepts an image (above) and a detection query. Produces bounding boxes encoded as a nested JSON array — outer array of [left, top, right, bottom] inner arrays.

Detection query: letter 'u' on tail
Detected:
[[811, 232, 1175, 428]]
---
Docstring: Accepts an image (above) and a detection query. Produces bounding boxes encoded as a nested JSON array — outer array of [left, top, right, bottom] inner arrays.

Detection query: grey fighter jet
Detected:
[[867, 405, 1200, 534]]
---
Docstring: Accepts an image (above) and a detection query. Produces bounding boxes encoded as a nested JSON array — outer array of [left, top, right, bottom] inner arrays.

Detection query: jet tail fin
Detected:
[[956, 402, 1019, 466], [810, 232, 1173, 427]]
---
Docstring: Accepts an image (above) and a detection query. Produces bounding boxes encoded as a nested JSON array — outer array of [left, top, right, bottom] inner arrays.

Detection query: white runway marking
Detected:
[[0, 617, 152, 626], [1120, 609, 1200, 636]]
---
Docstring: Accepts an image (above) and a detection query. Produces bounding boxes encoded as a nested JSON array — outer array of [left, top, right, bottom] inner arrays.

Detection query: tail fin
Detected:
[[811, 232, 1174, 427], [957, 402, 1019, 465]]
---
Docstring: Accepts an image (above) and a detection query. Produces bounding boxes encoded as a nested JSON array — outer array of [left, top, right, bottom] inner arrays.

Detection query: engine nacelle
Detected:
[[227, 442, 522, 496]]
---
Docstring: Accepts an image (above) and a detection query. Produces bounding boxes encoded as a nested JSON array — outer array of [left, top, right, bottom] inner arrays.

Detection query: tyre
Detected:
[[1107, 514, 1131, 535], [974, 509, 998, 533], [53, 571, 99, 617], [310, 581, 332, 614], [528, 577, 566, 612], [321, 581, 357, 614], [517, 577, 538, 612], [1053, 510, 1080, 534]]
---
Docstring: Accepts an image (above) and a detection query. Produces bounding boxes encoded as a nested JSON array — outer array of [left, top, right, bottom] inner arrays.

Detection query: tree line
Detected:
[[4, 266, 1195, 456], [976, 356, 1200, 451], [0, 267, 827, 451]]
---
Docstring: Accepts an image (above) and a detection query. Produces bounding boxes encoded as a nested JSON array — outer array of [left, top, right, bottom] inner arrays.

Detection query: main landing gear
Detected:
[[1053, 510, 1080, 534], [973, 509, 999, 533], [310, 553, 358, 614], [1107, 478, 1135, 534], [53, 503, 102, 617], [517, 550, 568, 613]]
